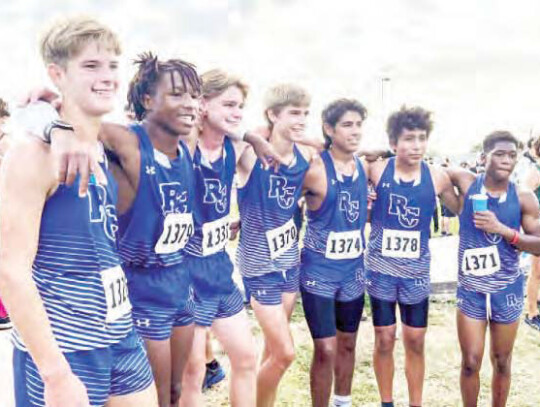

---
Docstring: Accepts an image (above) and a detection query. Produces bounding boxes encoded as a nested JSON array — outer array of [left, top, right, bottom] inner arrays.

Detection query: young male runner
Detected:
[[301, 99, 369, 407], [365, 106, 459, 407], [179, 69, 274, 407], [236, 83, 317, 407], [521, 136, 540, 331], [447, 131, 540, 407], [0, 17, 157, 406], [23, 65, 277, 407]]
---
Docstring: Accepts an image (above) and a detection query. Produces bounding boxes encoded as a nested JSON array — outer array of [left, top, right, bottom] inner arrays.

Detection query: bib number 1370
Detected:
[[266, 218, 298, 259]]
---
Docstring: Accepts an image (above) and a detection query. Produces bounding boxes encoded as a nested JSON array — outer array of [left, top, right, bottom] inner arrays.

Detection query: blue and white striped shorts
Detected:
[[126, 265, 193, 340], [193, 286, 244, 327], [300, 270, 364, 302], [243, 267, 300, 306], [457, 274, 524, 324], [366, 269, 430, 304], [14, 328, 153, 407]]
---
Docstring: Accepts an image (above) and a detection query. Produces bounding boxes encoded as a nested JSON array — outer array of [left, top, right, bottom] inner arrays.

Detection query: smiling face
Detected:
[[202, 85, 245, 135], [49, 41, 120, 117], [324, 110, 363, 154], [483, 141, 518, 182], [268, 104, 310, 142], [144, 71, 200, 136], [391, 128, 428, 166]]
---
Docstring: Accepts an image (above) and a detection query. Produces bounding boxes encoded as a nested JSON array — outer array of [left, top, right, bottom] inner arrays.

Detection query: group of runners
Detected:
[[0, 15, 539, 407]]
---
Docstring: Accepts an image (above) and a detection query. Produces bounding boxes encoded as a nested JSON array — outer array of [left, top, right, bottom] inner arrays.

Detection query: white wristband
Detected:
[[13, 101, 59, 138]]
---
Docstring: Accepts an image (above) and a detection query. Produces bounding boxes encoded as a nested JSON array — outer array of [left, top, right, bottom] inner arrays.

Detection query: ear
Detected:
[[479, 152, 487, 166], [266, 108, 278, 125], [46, 63, 65, 89], [389, 139, 397, 153], [199, 98, 209, 117], [323, 123, 334, 139], [142, 93, 153, 113]]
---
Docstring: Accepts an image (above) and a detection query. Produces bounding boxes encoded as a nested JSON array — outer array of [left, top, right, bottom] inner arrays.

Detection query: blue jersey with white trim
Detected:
[[13, 153, 132, 352], [237, 145, 309, 277], [302, 150, 368, 282], [118, 124, 194, 269], [366, 158, 436, 279], [458, 174, 521, 293], [184, 137, 236, 258]]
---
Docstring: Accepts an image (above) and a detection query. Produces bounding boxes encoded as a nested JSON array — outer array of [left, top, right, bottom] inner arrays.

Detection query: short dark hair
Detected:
[[0, 98, 9, 118], [127, 52, 201, 121], [321, 98, 367, 148], [387, 105, 433, 144], [482, 130, 519, 153]]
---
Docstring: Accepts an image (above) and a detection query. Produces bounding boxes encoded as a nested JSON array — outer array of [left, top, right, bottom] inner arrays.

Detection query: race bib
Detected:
[[155, 213, 194, 254], [266, 218, 298, 260], [381, 229, 421, 259], [462, 246, 501, 276], [325, 230, 363, 260], [101, 266, 131, 323], [202, 215, 230, 256]]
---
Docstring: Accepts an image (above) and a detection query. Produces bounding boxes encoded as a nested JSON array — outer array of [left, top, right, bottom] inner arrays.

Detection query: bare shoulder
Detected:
[[100, 122, 138, 151], [297, 144, 318, 162], [1, 134, 56, 191]]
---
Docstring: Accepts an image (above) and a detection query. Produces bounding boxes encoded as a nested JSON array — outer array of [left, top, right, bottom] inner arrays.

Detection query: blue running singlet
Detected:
[[302, 150, 368, 282], [366, 158, 436, 279], [237, 144, 309, 278], [184, 137, 236, 259], [118, 124, 195, 268], [13, 149, 132, 352], [458, 174, 521, 293]]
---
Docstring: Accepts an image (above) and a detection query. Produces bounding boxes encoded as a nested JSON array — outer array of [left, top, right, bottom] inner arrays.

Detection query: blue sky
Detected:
[[1, 0, 539, 155]]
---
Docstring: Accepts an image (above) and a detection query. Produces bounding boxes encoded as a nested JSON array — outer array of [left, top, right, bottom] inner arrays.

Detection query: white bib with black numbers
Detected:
[[266, 218, 298, 260], [325, 230, 363, 260], [381, 229, 421, 259], [462, 246, 501, 276], [155, 213, 194, 254], [202, 215, 230, 257], [101, 266, 132, 323]]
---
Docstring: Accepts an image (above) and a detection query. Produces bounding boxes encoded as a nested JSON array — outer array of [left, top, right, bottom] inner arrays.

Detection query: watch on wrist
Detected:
[[43, 120, 74, 144]]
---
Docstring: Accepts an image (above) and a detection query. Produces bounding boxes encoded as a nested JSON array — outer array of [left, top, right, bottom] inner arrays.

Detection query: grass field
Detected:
[[205, 298, 540, 407]]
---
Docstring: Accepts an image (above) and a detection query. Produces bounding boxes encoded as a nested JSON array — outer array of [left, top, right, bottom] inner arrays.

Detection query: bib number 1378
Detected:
[[381, 229, 420, 259]]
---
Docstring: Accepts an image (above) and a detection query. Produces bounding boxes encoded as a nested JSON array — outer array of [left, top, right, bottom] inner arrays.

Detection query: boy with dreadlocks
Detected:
[[24, 56, 281, 407]]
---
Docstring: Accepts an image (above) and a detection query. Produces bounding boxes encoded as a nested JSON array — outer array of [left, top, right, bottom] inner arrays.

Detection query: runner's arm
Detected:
[[474, 190, 540, 255], [0, 139, 89, 404]]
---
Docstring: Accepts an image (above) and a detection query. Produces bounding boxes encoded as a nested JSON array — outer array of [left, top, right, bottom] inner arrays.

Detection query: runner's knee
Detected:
[[461, 353, 482, 376]]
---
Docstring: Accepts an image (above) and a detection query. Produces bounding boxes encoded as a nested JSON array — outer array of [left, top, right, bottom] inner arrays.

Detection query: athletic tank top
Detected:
[[458, 174, 521, 293], [184, 137, 236, 258], [366, 158, 436, 279], [118, 124, 194, 269], [13, 150, 132, 352], [237, 145, 309, 277], [302, 150, 368, 282]]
